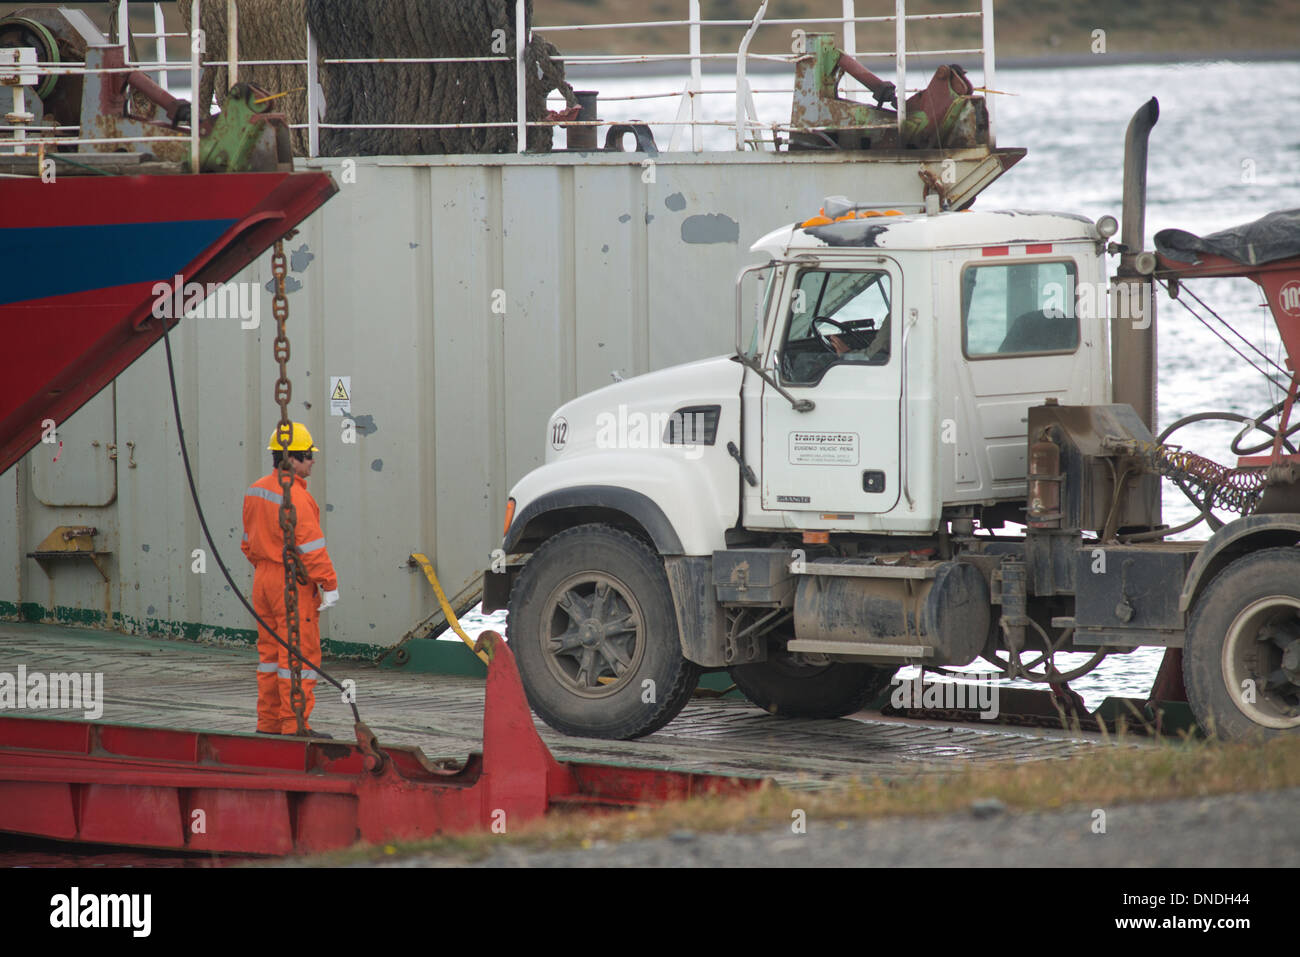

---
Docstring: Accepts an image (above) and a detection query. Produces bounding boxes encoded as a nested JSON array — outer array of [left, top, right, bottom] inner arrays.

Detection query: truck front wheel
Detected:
[[729, 642, 896, 719], [507, 524, 701, 740], [1184, 547, 1300, 740]]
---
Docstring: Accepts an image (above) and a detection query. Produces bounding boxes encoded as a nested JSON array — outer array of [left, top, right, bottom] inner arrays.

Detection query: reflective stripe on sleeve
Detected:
[[257, 662, 279, 673], [298, 537, 326, 554], [245, 486, 281, 504]]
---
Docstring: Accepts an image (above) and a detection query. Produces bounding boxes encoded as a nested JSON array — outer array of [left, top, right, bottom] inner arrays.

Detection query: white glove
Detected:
[[318, 589, 339, 611]]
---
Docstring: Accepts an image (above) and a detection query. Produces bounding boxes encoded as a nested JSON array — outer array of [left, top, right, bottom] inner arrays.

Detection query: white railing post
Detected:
[[307, 20, 320, 157], [515, 0, 526, 153], [982, 0, 995, 147], [690, 0, 702, 151], [668, 0, 703, 153], [227, 0, 239, 87], [117, 0, 131, 57], [841, 0, 856, 90], [895, 0, 906, 142], [190, 0, 201, 172], [153, 2, 169, 91], [3, 48, 36, 156], [735, 0, 769, 150]]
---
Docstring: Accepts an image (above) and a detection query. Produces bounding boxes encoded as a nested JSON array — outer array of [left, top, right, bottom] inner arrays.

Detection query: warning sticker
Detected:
[[789, 431, 859, 465], [329, 376, 351, 416]]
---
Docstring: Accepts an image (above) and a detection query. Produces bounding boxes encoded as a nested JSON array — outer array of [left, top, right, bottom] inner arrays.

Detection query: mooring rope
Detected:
[[181, 0, 576, 155]]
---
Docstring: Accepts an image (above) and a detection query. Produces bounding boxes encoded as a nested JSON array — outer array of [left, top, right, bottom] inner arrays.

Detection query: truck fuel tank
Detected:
[[790, 559, 990, 666]]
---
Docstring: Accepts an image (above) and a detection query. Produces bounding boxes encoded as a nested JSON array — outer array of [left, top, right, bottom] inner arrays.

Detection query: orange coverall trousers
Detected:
[[253, 562, 322, 734]]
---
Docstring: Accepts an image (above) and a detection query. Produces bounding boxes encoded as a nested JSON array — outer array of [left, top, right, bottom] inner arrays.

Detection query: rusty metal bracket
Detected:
[[353, 720, 387, 775], [26, 525, 111, 581]]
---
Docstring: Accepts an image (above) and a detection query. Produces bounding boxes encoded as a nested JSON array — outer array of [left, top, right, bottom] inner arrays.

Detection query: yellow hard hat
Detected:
[[267, 422, 319, 452]]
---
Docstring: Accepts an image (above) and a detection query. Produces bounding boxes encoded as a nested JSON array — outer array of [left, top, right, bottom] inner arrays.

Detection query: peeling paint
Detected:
[[618, 213, 631, 223], [264, 275, 303, 294], [807, 222, 890, 247], [290, 244, 315, 272], [645, 212, 655, 225], [351, 413, 378, 435], [681, 213, 739, 244], [665, 192, 686, 211], [141, 544, 150, 552], [601, 244, 609, 253], [370, 458, 383, 472]]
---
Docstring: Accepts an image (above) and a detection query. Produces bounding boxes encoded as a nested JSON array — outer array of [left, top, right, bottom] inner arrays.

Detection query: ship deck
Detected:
[[0, 622, 1142, 787]]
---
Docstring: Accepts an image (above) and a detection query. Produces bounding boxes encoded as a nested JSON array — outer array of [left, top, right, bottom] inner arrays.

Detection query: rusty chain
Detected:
[[270, 239, 308, 736]]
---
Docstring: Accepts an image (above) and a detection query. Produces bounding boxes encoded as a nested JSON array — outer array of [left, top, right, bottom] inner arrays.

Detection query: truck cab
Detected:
[[741, 205, 1110, 537]]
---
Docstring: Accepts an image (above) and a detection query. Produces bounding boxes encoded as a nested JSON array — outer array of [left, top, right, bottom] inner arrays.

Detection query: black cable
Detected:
[[1159, 279, 1288, 390], [157, 316, 361, 725], [1179, 280, 1290, 381]]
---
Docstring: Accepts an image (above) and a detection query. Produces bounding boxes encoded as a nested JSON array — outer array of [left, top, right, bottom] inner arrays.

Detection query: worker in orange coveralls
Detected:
[[241, 422, 339, 737]]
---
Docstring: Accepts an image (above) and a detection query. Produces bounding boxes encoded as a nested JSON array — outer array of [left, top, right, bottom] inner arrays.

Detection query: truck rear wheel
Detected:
[[507, 524, 701, 740], [729, 643, 896, 719], [1184, 547, 1300, 740]]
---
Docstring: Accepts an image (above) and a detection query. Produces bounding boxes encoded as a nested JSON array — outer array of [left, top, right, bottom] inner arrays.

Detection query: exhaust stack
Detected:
[[1113, 97, 1159, 435]]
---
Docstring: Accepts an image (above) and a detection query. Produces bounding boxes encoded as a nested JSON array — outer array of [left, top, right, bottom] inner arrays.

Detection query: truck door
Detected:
[[957, 255, 1087, 487], [761, 261, 901, 514]]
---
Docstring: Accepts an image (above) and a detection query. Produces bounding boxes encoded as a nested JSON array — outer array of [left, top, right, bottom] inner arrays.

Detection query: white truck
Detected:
[[484, 101, 1300, 743]]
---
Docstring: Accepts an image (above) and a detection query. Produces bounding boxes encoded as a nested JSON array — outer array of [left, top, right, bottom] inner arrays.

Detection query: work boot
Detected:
[[299, 728, 334, 739], [255, 728, 281, 735]]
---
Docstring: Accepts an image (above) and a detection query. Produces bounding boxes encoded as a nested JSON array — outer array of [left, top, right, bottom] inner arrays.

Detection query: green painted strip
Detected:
[[696, 671, 745, 699], [377, 637, 488, 677], [0, 598, 383, 663]]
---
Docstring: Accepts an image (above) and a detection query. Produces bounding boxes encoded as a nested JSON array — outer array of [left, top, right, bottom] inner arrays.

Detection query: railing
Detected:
[[1, 0, 996, 164]]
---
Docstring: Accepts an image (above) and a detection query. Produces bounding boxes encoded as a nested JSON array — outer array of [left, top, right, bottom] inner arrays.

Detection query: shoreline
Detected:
[[564, 48, 1300, 80]]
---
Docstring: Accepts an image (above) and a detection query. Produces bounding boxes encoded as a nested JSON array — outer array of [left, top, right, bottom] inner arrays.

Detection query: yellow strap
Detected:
[[409, 552, 491, 665], [253, 87, 306, 104]]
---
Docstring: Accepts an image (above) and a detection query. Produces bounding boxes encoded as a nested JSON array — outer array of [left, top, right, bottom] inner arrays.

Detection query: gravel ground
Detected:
[[382, 787, 1300, 868]]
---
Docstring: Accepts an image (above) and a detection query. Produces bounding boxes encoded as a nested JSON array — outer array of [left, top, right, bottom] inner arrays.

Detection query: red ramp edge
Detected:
[[0, 632, 764, 856]]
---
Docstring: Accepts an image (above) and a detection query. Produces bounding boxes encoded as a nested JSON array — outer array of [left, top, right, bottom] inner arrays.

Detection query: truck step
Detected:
[[797, 560, 938, 580], [787, 639, 934, 658]]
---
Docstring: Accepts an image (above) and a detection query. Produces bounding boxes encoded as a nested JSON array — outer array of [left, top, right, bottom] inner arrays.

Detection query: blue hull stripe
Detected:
[[0, 219, 239, 306]]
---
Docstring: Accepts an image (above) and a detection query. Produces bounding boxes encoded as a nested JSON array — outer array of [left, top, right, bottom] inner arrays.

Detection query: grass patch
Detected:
[[285, 732, 1300, 866]]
